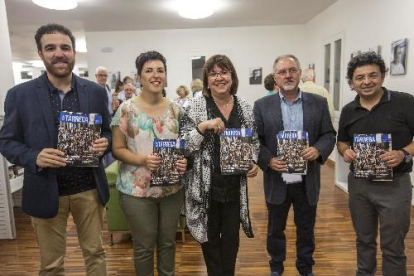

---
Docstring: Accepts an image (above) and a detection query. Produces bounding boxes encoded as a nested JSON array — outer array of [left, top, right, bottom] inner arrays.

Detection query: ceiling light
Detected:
[[32, 0, 78, 10], [178, 0, 213, 19]]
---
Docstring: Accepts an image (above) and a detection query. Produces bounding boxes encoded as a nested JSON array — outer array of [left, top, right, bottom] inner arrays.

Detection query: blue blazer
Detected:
[[253, 92, 336, 206], [0, 73, 112, 218]]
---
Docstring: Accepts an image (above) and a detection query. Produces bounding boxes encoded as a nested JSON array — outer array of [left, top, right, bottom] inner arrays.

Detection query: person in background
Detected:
[[191, 78, 203, 98], [180, 54, 259, 276], [173, 85, 190, 108], [254, 54, 336, 276], [123, 83, 136, 101], [337, 51, 414, 276], [264, 73, 279, 96], [300, 68, 335, 119], [114, 79, 124, 93], [111, 51, 187, 276], [0, 23, 111, 276], [117, 76, 136, 101], [111, 79, 123, 116], [95, 66, 112, 115]]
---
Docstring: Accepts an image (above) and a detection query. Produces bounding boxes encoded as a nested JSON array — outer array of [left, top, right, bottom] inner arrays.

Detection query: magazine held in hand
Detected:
[[151, 139, 185, 186], [277, 130, 309, 174], [220, 128, 253, 175], [57, 111, 102, 167], [353, 133, 393, 181]]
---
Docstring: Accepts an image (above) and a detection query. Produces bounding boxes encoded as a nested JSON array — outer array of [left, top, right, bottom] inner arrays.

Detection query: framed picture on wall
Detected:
[[390, 38, 408, 76], [249, 67, 262, 85]]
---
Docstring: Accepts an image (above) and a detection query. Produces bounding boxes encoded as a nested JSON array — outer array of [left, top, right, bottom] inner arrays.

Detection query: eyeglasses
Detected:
[[208, 70, 231, 79], [97, 74, 108, 78], [275, 67, 300, 77]]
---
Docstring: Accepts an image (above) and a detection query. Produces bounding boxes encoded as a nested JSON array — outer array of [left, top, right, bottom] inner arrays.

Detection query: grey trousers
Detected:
[[348, 172, 412, 276], [119, 188, 184, 276]]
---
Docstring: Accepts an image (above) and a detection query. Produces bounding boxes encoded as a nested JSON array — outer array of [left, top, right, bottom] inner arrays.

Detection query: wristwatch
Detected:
[[400, 148, 412, 163]]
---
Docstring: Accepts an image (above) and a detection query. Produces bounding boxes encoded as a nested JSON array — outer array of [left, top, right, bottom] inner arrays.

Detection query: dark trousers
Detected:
[[267, 182, 317, 275], [201, 199, 241, 276], [348, 172, 411, 276]]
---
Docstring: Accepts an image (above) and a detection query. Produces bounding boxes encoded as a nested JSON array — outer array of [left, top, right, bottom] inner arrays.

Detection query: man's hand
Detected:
[[302, 147, 320, 161], [36, 148, 66, 168], [380, 150, 405, 168], [342, 148, 357, 163], [93, 138, 109, 157], [269, 157, 288, 172]]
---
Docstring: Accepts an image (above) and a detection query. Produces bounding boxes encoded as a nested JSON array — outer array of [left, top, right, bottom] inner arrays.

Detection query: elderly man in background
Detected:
[[300, 68, 335, 119], [123, 83, 136, 101], [117, 76, 137, 101], [95, 66, 112, 115]]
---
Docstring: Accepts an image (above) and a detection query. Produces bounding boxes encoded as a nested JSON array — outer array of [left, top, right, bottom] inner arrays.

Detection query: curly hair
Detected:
[[176, 85, 190, 97], [202, 54, 239, 97], [135, 51, 167, 77], [35, 23, 76, 52], [346, 51, 388, 87]]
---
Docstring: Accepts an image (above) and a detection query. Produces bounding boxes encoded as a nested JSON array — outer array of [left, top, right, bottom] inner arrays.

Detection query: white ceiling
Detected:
[[5, 0, 337, 65]]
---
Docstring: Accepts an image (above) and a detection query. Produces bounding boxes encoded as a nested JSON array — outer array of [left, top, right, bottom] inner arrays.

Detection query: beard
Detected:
[[43, 58, 75, 78], [280, 83, 297, 91]]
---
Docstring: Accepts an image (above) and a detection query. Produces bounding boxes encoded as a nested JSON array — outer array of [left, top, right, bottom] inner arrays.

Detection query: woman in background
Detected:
[[173, 85, 190, 108], [191, 78, 203, 98], [111, 51, 187, 276], [180, 54, 259, 276], [264, 73, 279, 96]]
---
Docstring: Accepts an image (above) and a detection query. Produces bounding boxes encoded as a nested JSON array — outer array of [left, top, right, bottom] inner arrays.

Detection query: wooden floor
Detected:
[[1, 165, 414, 276]]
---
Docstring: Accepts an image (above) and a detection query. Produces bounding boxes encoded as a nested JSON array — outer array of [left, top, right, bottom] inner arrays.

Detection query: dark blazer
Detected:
[[0, 73, 112, 218], [253, 91, 336, 206]]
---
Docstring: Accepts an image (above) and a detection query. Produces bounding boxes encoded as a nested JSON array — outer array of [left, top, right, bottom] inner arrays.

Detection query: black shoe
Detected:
[[269, 272, 281, 276]]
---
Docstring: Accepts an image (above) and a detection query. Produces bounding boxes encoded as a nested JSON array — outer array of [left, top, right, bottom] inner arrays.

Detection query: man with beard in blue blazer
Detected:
[[0, 23, 111, 276]]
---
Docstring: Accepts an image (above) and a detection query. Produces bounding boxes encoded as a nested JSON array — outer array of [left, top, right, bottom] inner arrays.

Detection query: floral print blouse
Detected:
[[111, 98, 184, 198]]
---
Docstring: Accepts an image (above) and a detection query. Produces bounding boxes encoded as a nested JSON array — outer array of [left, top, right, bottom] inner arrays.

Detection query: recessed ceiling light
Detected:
[[178, 0, 214, 19], [32, 0, 78, 10]]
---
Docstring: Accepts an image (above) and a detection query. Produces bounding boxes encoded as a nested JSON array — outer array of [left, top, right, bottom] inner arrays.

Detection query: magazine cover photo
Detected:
[[57, 111, 102, 167]]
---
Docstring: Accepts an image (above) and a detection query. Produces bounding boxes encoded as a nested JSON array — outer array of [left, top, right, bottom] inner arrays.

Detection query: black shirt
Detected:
[[207, 96, 241, 203], [45, 74, 96, 196], [338, 88, 414, 174]]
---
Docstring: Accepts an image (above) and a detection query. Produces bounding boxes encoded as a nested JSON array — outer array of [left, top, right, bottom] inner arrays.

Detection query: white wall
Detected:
[[0, 0, 15, 115], [86, 25, 306, 105], [303, 0, 414, 105]]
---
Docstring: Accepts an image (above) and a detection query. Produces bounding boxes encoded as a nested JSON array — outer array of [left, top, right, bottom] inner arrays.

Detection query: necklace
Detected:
[[213, 95, 234, 109]]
